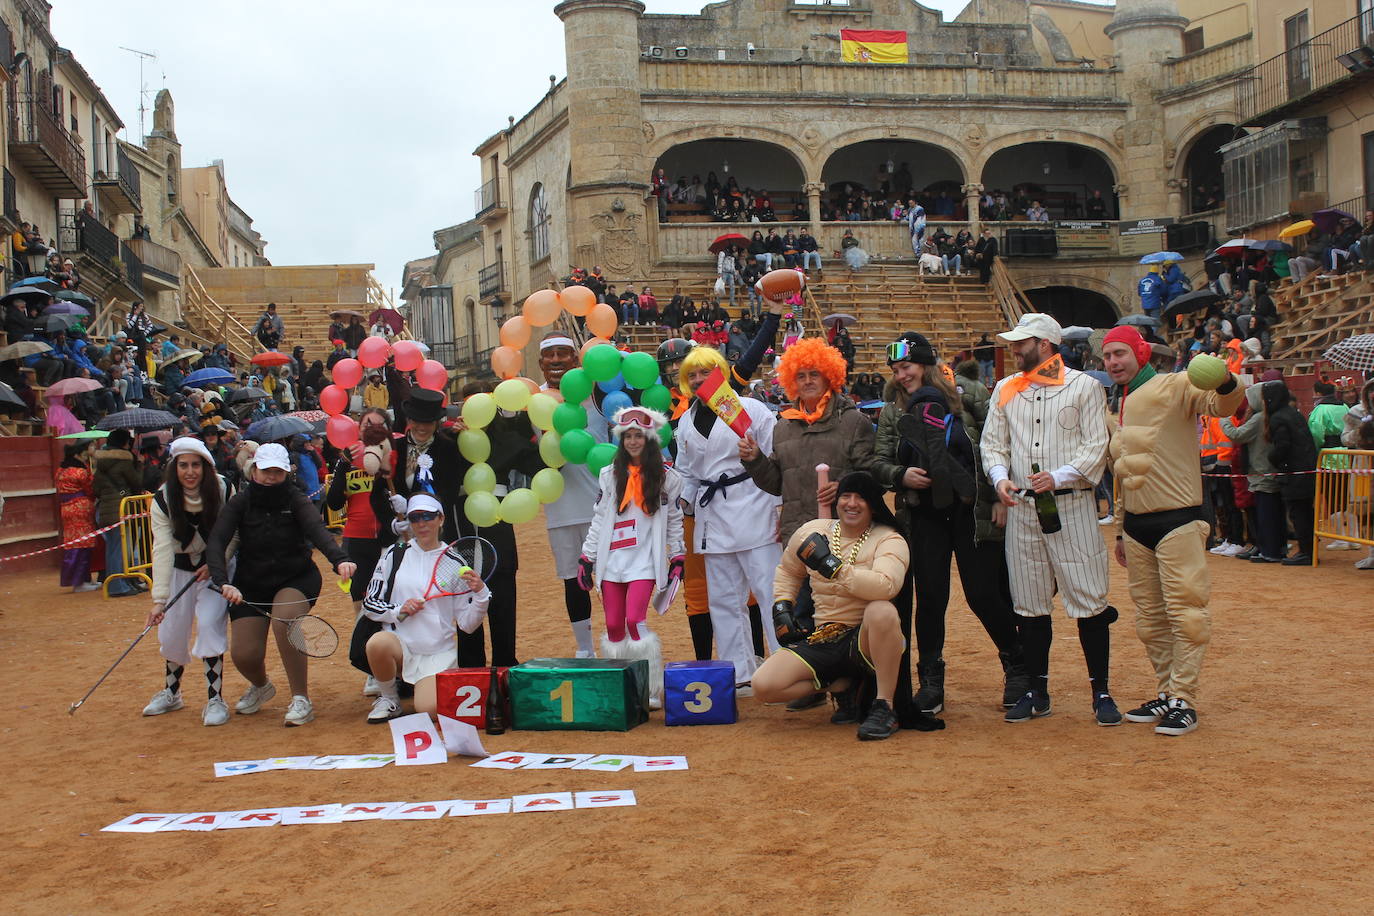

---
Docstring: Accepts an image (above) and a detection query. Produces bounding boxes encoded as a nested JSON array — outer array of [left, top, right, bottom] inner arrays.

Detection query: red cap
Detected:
[[1102, 326, 1151, 368]]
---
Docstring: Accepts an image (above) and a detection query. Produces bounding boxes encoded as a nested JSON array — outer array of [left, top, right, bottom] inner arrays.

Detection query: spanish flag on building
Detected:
[[840, 29, 908, 64]]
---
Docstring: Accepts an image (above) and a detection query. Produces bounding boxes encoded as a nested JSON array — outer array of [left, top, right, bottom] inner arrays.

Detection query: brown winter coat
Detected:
[[92, 448, 142, 524]]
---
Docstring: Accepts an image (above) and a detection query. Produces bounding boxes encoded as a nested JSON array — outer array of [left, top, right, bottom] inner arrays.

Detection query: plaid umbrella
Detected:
[[1322, 334, 1374, 371], [95, 408, 183, 431]]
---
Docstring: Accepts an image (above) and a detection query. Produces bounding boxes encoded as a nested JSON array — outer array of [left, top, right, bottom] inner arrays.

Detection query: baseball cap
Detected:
[[997, 312, 1063, 345], [252, 442, 291, 472]]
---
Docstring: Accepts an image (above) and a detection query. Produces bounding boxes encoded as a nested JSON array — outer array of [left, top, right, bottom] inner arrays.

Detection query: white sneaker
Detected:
[[735, 684, 754, 698], [202, 697, 230, 726], [1325, 540, 1355, 551], [367, 696, 402, 724], [649, 695, 662, 711], [362, 676, 381, 697], [73, 581, 101, 592], [1098, 514, 1115, 526], [284, 695, 314, 727], [1356, 554, 1374, 570], [1221, 542, 1246, 556], [1209, 541, 1235, 555], [235, 680, 276, 715], [142, 688, 183, 716], [574, 649, 594, 659]]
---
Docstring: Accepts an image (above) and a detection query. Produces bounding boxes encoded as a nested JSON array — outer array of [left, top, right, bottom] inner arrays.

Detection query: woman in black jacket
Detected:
[[1263, 379, 1319, 565], [207, 442, 354, 727]]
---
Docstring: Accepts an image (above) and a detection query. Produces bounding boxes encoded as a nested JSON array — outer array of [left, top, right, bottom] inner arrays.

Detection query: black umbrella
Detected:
[[44, 314, 81, 332], [1160, 289, 1222, 323], [0, 380, 26, 410], [225, 386, 270, 404], [95, 407, 183, 431], [1115, 314, 1160, 329], [247, 415, 313, 442]]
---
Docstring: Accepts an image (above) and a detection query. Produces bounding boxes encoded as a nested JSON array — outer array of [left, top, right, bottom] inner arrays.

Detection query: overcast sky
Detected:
[[51, 0, 1108, 297]]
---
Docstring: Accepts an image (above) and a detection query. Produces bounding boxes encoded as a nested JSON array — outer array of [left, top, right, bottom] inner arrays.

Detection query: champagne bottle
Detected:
[[1029, 463, 1062, 534], [484, 666, 506, 735]]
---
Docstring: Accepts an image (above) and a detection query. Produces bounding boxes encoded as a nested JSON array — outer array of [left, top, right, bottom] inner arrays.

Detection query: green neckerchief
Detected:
[[1126, 364, 1157, 393]]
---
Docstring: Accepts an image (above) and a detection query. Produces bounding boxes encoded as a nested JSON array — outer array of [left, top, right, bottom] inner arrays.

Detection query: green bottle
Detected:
[[1029, 463, 1062, 534]]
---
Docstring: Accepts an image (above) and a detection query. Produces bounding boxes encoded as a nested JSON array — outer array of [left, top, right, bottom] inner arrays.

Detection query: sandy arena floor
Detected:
[[1, 525, 1370, 914]]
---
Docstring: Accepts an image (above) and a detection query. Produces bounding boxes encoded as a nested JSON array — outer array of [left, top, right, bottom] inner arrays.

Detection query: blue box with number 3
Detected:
[[664, 660, 737, 726]]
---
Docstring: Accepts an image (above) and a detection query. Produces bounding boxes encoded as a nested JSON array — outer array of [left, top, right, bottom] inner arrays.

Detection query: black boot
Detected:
[[913, 658, 945, 714], [999, 651, 1029, 709]]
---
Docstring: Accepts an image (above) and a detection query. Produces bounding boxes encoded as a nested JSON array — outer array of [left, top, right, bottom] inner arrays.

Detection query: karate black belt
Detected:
[[698, 472, 752, 507]]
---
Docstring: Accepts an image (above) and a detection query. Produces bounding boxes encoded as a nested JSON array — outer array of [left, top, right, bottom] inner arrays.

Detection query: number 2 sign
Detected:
[[436, 668, 509, 728]]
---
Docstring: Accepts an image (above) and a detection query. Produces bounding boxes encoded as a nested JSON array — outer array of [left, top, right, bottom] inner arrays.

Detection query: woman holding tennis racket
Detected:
[[360, 493, 491, 723], [578, 407, 684, 710], [206, 442, 355, 727], [141, 437, 237, 725]]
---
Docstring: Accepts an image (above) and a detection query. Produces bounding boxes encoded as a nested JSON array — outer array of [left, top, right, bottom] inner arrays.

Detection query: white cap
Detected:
[[252, 442, 291, 472], [406, 493, 443, 515], [997, 312, 1063, 345], [168, 436, 214, 465]]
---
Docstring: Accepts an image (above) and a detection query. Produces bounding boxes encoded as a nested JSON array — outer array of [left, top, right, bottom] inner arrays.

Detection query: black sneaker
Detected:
[[1234, 546, 1258, 560], [1155, 700, 1198, 736], [1004, 691, 1052, 723], [1093, 693, 1123, 726], [787, 691, 827, 712], [1124, 693, 1169, 723], [856, 698, 898, 740], [829, 686, 860, 725], [1281, 553, 1313, 566]]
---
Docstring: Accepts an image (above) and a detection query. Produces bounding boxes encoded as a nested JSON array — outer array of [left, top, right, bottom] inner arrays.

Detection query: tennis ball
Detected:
[[1187, 353, 1230, 390]]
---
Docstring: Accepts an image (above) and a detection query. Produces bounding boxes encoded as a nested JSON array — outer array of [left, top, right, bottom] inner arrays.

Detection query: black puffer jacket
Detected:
[[1262, 380, 1318, 501], [206, 480, 349, 589]]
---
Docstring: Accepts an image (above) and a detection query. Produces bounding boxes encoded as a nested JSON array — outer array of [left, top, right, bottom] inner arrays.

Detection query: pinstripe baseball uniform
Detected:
[[981, 367, 1110, 619]]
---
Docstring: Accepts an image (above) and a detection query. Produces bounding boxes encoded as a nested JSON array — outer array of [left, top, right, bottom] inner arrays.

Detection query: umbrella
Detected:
[[45, 377, 105, 398], [165, 348, 201, 365], [0, 340, 51, 360], [247, 415, 313, 442], [43, 314, 80, 332], [1061, 326, 1094, 340], [1160, 289, 1222, 322], [251, 351, 291, 367], [1312, 207, 1356, 235], [368, 308, 404, 334], [1115, 314, 1160, 329], [1249, 239, 1292, 252], [1084, 370, 1112, 388], [42, 301, 89, 316], [1138, 251, 1185, 265], [821, 313, 857, 329], [2, 288, 52, 308], [1279, 219, 1315, 239], [857, 399, 885, 410], [708, 232, 749, 255], [183, 367, 236, 388], [287, 410, 329, 434], [95, 408, 182, 431], [225, 386, 270, 404], [330, 308, 365, 320], [0, 381, 24, 409], [1322, 334, 1374, 371], [1212, 239, 1255, 258], [415, 340, 430, 354], [217, 419, 240, 431], [12, 276, 59, 292], [58, 429, 110, 440], [55, 290, 95, 306]]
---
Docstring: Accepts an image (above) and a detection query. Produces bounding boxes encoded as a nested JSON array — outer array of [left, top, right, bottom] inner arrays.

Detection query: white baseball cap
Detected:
[[406, 493, 443, 515], [998, 312, 1063, 345], [252, 442, 291, 472]]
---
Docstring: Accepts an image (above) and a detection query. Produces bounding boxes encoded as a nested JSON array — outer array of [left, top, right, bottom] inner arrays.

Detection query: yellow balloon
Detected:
[[461, 392, 497, 429], [499, 487, 540, 525], [463, 462, 497, 493], [493, 378, 532, 412], [457, 429, 491, 463], [527, 392, 557, 431], [538, 430, 567, 468], [531, 467, 566, 504], [464, 491, 501, 528]]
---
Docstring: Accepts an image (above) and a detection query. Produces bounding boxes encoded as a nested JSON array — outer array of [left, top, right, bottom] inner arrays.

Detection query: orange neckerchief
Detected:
[[996, 353, 1066, 407], [781, 391, 833, 424], [619, 464, 649, 514]]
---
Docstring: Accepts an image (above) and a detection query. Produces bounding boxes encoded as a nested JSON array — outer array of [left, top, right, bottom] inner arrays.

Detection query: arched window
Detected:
[[529, 183, 550, 263]]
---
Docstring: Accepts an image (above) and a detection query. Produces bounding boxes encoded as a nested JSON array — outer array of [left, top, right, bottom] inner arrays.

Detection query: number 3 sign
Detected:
[[664, 661, 738, 726]]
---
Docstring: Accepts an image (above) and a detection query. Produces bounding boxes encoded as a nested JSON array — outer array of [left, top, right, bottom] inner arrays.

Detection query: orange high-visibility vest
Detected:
[[1224, 338, 1244, 376], [1201, 417, 1235, 465]]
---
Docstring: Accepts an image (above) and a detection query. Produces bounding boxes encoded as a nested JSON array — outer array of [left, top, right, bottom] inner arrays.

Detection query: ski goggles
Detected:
[[886, 340, 919, 363]]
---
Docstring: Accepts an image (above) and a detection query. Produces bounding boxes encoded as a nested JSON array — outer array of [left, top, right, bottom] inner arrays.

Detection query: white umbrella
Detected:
[[821, 313, 857, 328]]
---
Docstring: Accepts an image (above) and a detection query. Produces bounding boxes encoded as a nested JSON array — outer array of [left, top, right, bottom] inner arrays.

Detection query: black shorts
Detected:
[[782, 623, 873, 689], [228, 565, 323, 621]]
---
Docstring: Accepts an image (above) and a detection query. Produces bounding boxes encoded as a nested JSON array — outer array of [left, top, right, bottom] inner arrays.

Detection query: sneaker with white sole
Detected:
[[1155, 698, 1198, 736], [1209, 541, 1236, 555], [284, 695, 314, 727], [362, 676, 381, 697], [1124, 692, 1169, 722], [142, 688, 184, 716], [1098, 514, 1115, 526], [235, 680, 276, 715], [1356, 554, 1374, 570], [735, 684, 754, 698], [367, 696, 401, 723], [1325, 540, 1355, 551], [574, 649, 595, 659], [202, 697, 230, 727], [73, 581, 102, 592]]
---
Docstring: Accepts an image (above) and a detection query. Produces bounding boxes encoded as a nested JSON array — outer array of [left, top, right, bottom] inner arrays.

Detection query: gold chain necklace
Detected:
[[829, 521, 872, 565]]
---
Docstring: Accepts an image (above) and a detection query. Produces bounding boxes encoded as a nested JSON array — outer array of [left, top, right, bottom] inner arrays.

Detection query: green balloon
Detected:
[[552, 402, 588, 434], [559, 367, 593, 405], [457, 429, 491, 463], [621, 351, 659, 389], [464, 491, 501, 528], [582, 344, 622, 383], [463, 462, 497, 494], [640, 383, 672, 413], [658, 423, 673, 450], [585, 442, 618, 476], [559, 428, 595, 463]]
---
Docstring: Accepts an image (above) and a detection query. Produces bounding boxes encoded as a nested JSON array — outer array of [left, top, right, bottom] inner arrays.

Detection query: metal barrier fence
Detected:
[[1313, 449, 1374, 567], [105, 494, 153, 597], [323, 475, 346, 531]]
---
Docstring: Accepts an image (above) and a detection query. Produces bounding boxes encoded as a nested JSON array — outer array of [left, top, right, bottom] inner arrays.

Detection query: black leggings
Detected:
[[907, 509, 1020, 664], [458, 569, 518, 668]]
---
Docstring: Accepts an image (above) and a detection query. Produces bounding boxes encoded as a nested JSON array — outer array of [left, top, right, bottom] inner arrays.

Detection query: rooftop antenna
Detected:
[[118, 46, 158, 141]]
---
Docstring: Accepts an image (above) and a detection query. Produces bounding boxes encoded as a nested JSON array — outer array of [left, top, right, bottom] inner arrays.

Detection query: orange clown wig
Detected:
[[776, 337, 849, 402]]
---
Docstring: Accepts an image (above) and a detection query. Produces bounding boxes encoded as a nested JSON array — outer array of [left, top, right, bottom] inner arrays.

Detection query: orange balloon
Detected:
[[523, 289, 562, 327], [580, 336, 612, 357], [516, 376, 541, 395], [559, 285, 596, 317], [491, 345, 524, 380], [586, 302, 618, 339], [500, 315, 531, 350]]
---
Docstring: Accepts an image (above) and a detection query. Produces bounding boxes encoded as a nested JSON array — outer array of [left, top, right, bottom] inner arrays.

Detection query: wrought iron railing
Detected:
[[8, 91, 86, 194], [473, 346, 495, 376], [475, 178, 503, 216], [59, 209, 118, 264], [97, 145, 142, 209], [432, 340, 458, 368], [478, 262, 504, 298], [1237, 13, 1374, 124], [119, 241, 144, 295]]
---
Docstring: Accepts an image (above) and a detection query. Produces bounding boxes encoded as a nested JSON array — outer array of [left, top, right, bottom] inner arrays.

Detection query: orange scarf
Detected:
[[619, 464, 649, 514], [996, 354, 1066, 407], [781, 391, 833, 424]]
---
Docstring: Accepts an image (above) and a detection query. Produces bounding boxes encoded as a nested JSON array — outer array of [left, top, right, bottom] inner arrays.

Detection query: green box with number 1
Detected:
[[509, 658, 649, 731]]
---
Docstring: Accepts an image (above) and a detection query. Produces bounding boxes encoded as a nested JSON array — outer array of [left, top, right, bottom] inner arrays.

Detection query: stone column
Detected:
[[963, 182, 984, 233], [1166, 178, 1187, 219], [804, 181, 824, 241]]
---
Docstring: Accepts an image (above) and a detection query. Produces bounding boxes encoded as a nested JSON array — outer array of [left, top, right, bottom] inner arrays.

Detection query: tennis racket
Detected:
[[212, 586, 340, 658], [421, 536, 498, 602]]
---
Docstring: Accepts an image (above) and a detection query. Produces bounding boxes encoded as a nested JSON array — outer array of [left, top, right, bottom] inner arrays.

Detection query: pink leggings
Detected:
[[601, 579, 654, 642]]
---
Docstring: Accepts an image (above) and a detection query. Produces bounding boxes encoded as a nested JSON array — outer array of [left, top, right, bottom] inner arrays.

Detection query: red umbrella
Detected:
[[251, 351, 291, 367], [708, 233, 749, 255], [368, 308, 404, 334], [1210, 238, 1255, 259]]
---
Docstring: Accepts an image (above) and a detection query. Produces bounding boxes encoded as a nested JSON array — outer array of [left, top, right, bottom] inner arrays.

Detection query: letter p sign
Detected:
[[388, 713, 447, 766]]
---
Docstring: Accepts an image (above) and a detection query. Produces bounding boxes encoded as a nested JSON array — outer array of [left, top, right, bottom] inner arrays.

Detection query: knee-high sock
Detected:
[[165, 660, 184, 696], [688, 613, 714, 661], [1019, 616, 1052, 693], [1077, 606, 1117, 695], [203, 656, 223, 700], [564, 578, 593, 653], [747, 603, 764, 657]]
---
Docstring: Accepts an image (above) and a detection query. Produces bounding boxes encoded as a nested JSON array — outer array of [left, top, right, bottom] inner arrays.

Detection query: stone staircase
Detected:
[[1263, 270, 1374, 373]]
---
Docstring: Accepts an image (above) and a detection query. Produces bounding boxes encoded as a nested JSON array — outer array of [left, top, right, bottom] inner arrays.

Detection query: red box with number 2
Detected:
[[435, 667, 510, 729]]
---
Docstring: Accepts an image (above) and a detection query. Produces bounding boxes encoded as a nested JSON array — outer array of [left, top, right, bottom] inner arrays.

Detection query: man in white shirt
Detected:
[[980, 313, 1121, 727]]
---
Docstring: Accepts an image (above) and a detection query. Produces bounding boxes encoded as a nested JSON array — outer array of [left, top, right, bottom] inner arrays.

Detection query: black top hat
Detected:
[[403, 388, 444, 423]]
